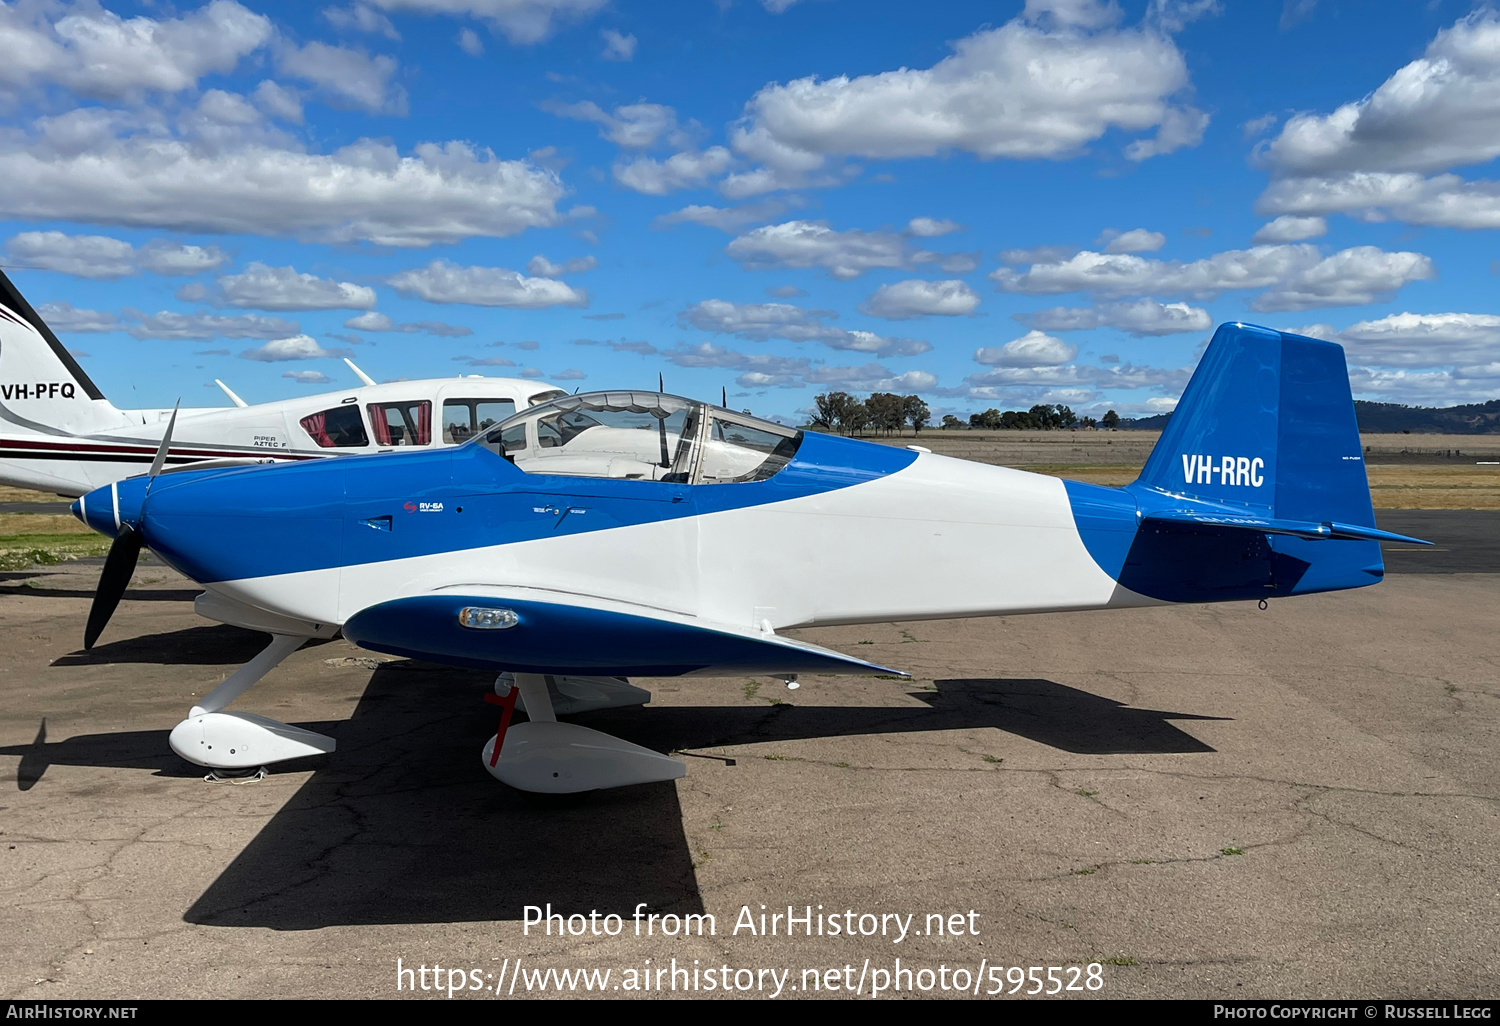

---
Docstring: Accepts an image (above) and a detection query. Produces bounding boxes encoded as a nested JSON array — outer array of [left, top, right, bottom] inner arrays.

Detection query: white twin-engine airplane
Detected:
[[0, 270, 566, 497], [71, 320, 1430, 795]]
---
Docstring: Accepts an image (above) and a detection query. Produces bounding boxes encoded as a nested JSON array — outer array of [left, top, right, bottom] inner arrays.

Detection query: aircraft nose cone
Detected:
[[76, 478, 148, 539]]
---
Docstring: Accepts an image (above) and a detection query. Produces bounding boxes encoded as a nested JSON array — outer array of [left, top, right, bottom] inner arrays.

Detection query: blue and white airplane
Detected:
[[70, 323, 1429, 793]]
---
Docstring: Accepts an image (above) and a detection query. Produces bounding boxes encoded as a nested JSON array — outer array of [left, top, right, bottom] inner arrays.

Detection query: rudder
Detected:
[[1136, 322, 1374, 531], [0, 268, 124, 435]]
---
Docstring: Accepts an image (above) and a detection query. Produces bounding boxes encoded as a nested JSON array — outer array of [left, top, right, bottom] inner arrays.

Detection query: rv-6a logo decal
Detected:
[[1182, 453, 1265, 487]]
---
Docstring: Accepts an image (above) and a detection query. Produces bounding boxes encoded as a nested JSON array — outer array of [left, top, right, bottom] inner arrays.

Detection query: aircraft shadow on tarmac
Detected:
[[2, 662, 1224, 929], [51, 625, 330, 666], [0, 581, 204, 604]]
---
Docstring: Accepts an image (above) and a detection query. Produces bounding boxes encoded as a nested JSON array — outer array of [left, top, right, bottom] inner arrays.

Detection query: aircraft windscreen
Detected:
[[476, 391, 801, 483]]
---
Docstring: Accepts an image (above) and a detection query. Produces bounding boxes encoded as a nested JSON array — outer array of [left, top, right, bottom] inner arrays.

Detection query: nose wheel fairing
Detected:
[[170, 711, 336, 769], [166, 632, 337, 773]]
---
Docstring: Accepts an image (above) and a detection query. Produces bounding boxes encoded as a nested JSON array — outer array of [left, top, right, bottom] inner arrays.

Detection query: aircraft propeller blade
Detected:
[[722, 386, 727, 407], [90, 401, 175, 647], [658, 372, 664, 392], [84, 525, 143, 650], [146, 402, 180, 486]]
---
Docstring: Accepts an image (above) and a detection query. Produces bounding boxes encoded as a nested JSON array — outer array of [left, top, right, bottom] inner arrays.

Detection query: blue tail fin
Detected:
[[1136, 322, 1375, 528], [1123, 322, 1403, 598]]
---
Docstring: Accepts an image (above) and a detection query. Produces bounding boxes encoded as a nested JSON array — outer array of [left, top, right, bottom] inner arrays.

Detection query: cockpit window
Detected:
[[301, 405, 368, 448], [699, 416, 800, 483], [368, 400, 432, 446], [476, 391, 801, 484], [443, 398, 516, 443]]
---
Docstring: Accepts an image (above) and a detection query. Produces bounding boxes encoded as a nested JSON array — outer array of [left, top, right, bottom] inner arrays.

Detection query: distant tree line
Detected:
[[960, 405, 1119, 431], [812, 392, 931, 436], [1107, 399, 1500, 435], [812, 392, 1121, 436]]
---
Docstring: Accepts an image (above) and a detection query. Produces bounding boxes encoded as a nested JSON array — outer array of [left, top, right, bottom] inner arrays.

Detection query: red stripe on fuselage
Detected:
[[0, 437, 322, 461]]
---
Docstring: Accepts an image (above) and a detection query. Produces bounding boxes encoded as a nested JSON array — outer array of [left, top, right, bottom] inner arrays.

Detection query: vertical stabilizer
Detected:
[[1136, 322, 1374, 530], [0, 269, 124, 435], [1126, 322, 1382, 597]]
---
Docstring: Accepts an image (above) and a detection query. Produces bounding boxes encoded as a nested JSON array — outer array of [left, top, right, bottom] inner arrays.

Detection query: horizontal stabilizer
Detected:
[[1143, 509, 1432, 546], [343, 586, 909, 678]]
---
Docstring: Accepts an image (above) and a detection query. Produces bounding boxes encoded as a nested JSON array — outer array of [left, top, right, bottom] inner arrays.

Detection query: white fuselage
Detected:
[[205, 452, 1146, 637], [0, 377, 564, 496]]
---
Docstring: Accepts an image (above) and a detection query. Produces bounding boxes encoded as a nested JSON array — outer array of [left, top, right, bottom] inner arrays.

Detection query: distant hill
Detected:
[[1349, 399, 1500, 434], [1117, 412, 1172, 430], [1120, 400, 1500, 434]]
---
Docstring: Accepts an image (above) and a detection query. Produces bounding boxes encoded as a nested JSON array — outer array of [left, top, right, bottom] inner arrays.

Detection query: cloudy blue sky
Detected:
[[3, 0, 1498, 421]]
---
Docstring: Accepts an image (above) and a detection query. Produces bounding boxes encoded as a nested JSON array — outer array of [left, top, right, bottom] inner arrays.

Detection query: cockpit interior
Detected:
[[475, 391, 802, 484]]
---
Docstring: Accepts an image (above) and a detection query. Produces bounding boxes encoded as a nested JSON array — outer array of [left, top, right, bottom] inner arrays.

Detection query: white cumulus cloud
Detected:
[[543, 99, 685, 149], [614, 148, 731, 195], [214, 264, 378, 310], [276, 40, 406, 115], [0, 127, 566, 247], [907, 217, 962, 237], [1099, 228, 1166, 254], [600, 29, 635, 60], [680, 298, 931, 357], [1337, 312, 1500, 367], [726, 220, 907, 279], [861, 279, 979, 320], [803, 363, 938, 393], [975, 330, 1078, 368], [991, 243, 1435, 310], [526, 254, 598, 277], [1256, 11, 1500, 231], [323, 5, 402, 40], [653, 198, 797, 232], [389, 260, 587, 308], [457, 28, 484, 55], [366, 0, 608, 45], [5, 231, 230, 279], [37, 302, 120, 333], [125, 310, 301, 341], [1251, 215, 1327, 243], [0, 1, 274, 102], [1257, 171, 1500, 231], [729, 0, 1208, 194], [1026, 298, 1212, 336], [1262, 11, 1500, 176], [6, 231, 134, 279], [241, 334, 352, 362]]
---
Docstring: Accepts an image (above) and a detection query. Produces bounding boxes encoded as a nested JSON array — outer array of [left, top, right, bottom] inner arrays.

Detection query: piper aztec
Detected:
[[71, 323, 1429, 793], [0, 270, 565, 497]]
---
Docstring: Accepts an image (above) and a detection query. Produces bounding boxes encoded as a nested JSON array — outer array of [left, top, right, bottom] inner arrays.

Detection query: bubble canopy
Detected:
[[474, 391, 802, 484]]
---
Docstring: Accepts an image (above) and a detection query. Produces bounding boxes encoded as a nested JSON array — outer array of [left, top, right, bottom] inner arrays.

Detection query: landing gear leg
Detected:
[[168, 634, 336, 770], [495, 671, 652, 715], [480, 672, 683, 793]]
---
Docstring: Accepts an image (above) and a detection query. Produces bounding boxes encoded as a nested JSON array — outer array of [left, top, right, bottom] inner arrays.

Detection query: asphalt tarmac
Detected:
[[0, 514, 1495, 1000], [1376, 510, 1500, 573]]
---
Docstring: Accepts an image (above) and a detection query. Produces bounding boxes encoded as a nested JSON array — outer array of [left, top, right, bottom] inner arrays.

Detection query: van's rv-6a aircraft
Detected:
[[70, 320, 1430, 794], [0, 270, 567, 497]]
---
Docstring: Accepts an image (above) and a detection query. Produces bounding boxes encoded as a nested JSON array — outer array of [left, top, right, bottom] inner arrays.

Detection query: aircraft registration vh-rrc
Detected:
[[71, 321, 1430, 794]]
